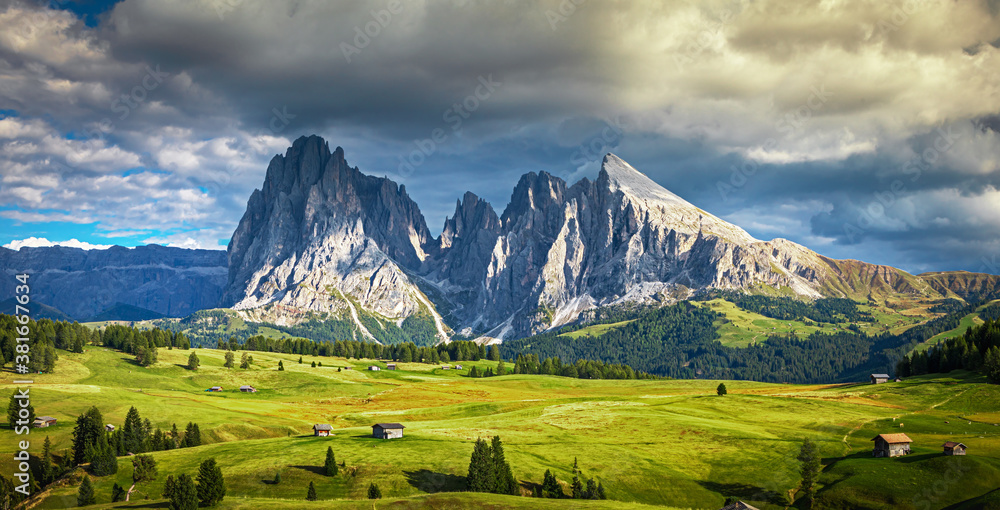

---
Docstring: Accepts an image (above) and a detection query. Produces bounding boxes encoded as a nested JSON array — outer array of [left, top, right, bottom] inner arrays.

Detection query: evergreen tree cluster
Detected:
[[708, 291, 874, 323], [71, 405, 204, 474], [0, 314, 61, 373], [567, 458, 605, 500], [896, 318, 1000, 383], [504, 301, 984, 383], [162, 458, 225, 509], [467, 436, 518, 495]]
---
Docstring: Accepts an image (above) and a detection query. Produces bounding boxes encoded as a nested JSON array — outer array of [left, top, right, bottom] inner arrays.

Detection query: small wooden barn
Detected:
[[871, 433, 912, 457], [372, 423, 405, 439], [386, 363, 397, 370], [32, 416, 56, 428], [239, 385, 257, 393], [942, 441, 967, 456], [870, 374, 890, 384], [313, 424, 333, 437], [368, 366, 380, 371], [208, 386, 223, 392], [105, 424, 115, 432]]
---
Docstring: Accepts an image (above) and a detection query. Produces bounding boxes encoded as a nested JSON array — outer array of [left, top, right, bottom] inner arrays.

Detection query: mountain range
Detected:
[[6, 135, 999, 342], [220, 135, 999, 343]]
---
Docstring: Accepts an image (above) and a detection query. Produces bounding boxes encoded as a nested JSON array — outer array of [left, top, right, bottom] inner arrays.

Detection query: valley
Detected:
[[3, 346, 999, 509]]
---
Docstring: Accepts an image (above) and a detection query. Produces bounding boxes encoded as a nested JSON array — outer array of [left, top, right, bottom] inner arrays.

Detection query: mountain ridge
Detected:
[[220, 135, 1000, 343]]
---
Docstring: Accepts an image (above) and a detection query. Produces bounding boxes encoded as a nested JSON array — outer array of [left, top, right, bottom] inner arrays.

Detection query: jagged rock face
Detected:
[[0, 245, 226, 320], [221, 136, 996, 343], [222, 135, 447, 341], [427, 192, 501, 289], [455, 154, 830, 338]]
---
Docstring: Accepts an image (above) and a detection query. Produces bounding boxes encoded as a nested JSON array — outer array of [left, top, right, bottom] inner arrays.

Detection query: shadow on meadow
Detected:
[[403, 469, 466, 493], [291, 464, 327, 476], [697, 481, 785, 505]]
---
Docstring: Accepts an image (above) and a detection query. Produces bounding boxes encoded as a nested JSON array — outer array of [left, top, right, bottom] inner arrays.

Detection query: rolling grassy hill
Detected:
[[2, 346, 999, 509]]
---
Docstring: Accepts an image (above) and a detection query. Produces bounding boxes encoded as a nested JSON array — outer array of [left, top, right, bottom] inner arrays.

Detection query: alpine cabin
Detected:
[[372, 423, 405, 439], [872, 433, 912, 457]]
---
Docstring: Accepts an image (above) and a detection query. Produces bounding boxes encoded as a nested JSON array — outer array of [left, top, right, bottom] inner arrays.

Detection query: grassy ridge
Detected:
[[2, 348, 999, 509]]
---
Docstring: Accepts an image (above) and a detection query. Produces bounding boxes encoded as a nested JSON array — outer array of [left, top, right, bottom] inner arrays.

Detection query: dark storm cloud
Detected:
[[1, 0, 999, 274]]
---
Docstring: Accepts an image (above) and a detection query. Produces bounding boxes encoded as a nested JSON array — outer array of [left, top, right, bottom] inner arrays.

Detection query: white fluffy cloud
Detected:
[[3, 236, 112, 250]]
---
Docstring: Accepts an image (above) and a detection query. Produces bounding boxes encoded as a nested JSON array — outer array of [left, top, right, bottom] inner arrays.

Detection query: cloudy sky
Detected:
[[1, 0, 999, 275]]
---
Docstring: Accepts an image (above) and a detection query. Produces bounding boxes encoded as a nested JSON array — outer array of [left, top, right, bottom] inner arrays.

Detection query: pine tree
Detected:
[[223, 351, 235, 368], [278, 360, 284, 371], [571, 474, 584, 499], [122, 406, 144, 454], [717, 383, 728, 396], [491, 435, 517, 495], [170, 423, 180, 449], [542, 469, 561, 498], [88, 432, 118, 476], [77, 475, 96, 506], [161, 475, 175, 501], [273, 472, 281, 484], [597, 481, 606, 499], [466, 438, 492, 492], [367, 482, 382, 499], [324, 447, 338, 476], [586, 478, 598, 499], [41, 436, 52, 484], [797, 438, 821, 508], [170, 474, 198, 510], [196, 458, 226, 506], [240, 352, 251, 369], [306, 481, 317, 501], [311, 361, 316, 368], [298, 356, 303, 364], [187, 352, 200, 371]]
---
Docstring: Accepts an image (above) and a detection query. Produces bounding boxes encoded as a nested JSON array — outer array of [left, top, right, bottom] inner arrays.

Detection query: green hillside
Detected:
[[2, 346, 999, 509]]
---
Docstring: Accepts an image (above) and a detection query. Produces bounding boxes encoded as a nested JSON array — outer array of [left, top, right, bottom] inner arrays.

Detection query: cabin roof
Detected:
[[35, 416, 56, 421], [871, 374, 890, 378], [942, 441, 967, 448], [871, 433, 913, 444], [372, 423, 405, 430], [313, 424, 333, 431]]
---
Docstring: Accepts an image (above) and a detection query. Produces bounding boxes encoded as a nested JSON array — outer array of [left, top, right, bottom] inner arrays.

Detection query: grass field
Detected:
[[2, 347, 999, 509]]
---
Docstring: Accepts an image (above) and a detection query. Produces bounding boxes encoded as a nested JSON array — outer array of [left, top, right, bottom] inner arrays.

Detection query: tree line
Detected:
[[704, 291, 874, 324], [896, 318, 1000, 383], [502, 300, 985, 383]]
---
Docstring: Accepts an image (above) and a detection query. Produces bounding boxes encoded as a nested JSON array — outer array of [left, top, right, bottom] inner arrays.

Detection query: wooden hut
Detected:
[[313, 424, 333, 437], [942, 441, 967, 456], [870, 374, 890, 384], [871, 433, 912, 457], [372, 423, 405, 439]]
